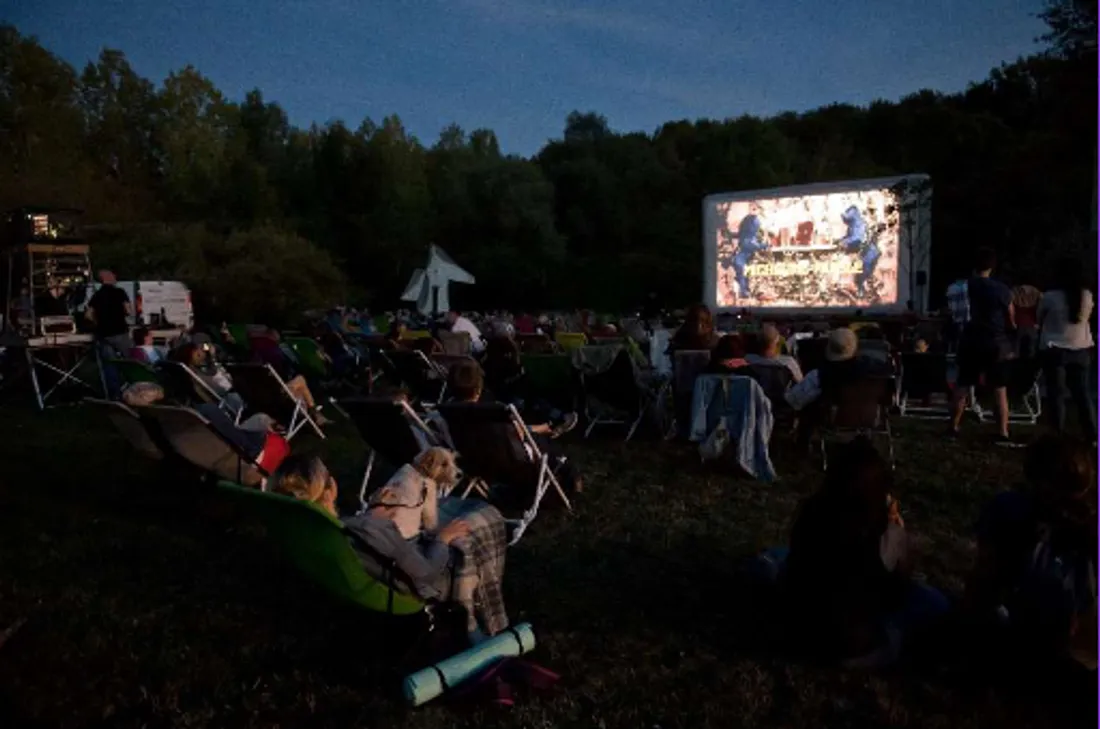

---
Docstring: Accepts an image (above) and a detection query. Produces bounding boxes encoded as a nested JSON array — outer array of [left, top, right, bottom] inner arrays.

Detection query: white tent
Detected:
[[400, 245, 476, 316]]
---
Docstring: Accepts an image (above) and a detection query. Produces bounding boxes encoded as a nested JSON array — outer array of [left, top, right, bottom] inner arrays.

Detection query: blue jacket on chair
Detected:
[[689, 374, 777, 482]]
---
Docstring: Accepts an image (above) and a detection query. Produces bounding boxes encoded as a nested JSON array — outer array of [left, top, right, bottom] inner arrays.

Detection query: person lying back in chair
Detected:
[[248, 323, 332, 426], [427, 360, 583, 497], [270, 453, 511, 644]]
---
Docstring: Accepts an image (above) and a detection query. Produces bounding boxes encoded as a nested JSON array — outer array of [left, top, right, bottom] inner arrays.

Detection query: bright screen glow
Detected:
[[712, 187, 901, 309]]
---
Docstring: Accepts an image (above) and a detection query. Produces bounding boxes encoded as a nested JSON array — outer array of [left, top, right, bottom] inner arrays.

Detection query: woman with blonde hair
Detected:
[[270, 451, 510, 643]]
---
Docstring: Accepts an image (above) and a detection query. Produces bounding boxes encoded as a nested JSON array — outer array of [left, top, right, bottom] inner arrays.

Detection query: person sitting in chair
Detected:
[[785, 328, 893, 447], [428, 360, 582, 497], [245, 324, 331, 426], [746, 323, 804, 382], [705, 334, 750, 374], [129, 327, 164, 364], [270, 453, 511, 644]]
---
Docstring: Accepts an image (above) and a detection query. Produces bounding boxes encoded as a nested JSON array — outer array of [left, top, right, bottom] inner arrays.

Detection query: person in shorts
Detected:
[[949, 248, 1015, 444]]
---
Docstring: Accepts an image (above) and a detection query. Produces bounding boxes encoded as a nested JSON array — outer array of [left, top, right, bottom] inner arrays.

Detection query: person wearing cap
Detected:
[[786, 328, 893, 446]]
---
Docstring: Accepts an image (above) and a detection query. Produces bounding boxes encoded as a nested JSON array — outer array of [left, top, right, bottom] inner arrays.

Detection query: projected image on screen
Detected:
[[713, 188, 901, 309]]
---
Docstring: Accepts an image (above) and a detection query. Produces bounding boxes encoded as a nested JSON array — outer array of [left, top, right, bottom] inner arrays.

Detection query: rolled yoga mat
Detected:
[[403, 623, 537, 707]]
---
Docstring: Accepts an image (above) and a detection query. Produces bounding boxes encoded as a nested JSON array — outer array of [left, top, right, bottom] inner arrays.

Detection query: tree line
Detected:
[[1, 3, 1095, 323]]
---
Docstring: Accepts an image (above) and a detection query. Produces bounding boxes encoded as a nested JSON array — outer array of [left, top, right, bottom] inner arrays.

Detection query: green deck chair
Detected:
[[225, 324, 252, 356], [554, 331, 587, 353], [216, 483, 423, 615], [284, 337, 331, 380], [108, 359, 162, 386]]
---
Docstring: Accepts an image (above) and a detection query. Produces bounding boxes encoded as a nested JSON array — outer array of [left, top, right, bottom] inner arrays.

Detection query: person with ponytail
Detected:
[[1037, 258, 1096, 441]]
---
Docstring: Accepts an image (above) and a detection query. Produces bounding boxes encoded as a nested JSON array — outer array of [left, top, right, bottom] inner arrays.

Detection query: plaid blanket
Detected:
[[438, 498, 509, 635]]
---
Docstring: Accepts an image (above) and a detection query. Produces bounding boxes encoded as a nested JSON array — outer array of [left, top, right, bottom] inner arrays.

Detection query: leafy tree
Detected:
[[0, 13, 1094, 317]]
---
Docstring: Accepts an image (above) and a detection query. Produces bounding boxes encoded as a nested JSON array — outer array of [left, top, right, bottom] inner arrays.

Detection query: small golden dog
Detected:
[[368, 447, 460, 538]]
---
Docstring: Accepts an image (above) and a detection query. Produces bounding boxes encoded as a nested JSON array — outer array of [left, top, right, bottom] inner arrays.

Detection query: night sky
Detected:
[[9, 0, 1047, 156]]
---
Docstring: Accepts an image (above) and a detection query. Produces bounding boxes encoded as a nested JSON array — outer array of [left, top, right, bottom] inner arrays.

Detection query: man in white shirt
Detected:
[[745, 323, 804, 382], [445, 309, 485, 354]]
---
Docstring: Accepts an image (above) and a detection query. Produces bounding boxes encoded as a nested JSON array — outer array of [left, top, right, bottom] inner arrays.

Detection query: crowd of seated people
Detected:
[[86, 293, 1098, 686]]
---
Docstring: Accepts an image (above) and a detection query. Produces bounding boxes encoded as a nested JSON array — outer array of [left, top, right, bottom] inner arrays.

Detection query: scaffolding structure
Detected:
[[1, 208, 102, 408]]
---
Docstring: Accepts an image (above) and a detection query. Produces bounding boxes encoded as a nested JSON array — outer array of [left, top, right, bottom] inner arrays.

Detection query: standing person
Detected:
[[85, 270, 132, 398], [1037, 258, 1096, 442], [949, 248, 1016, 444], [445, 309, 485, 354]]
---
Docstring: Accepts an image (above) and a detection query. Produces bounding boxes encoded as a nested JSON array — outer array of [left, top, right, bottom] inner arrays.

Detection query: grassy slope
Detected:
[[0, 406, 1090, 729]]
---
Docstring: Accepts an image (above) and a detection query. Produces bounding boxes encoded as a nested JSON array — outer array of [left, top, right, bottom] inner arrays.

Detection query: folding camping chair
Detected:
[[820, 375, 896, 469], [437, 330, 472, 356], [554, 332, 587, 353], [406, 337, 444, 355], [432, 354, 476, 374], [284, 337, 332, 380], [139, 404, 270, 487], [897, 353, 953, 419], [84, 397, 166, 461], [216, 483, 424, 616], [573, 345, 649, 441], [671, 349, 713, 439], [740, 363, 795, 429], [341, 395, 444, 508], [224, 363, 325, 440], [386, 349, 447, 404], [436, 401, 572, 545], [973, 356, 1043, 426], [158, 360, 236, 415], [858, 339, 893, 365]]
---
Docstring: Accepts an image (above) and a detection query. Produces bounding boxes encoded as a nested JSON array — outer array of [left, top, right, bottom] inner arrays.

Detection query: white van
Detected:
[[81, 280, 194, 330]]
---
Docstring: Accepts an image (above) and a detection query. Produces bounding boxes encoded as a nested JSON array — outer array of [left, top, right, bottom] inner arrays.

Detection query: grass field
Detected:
[[0, 403, 1092, 728]]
